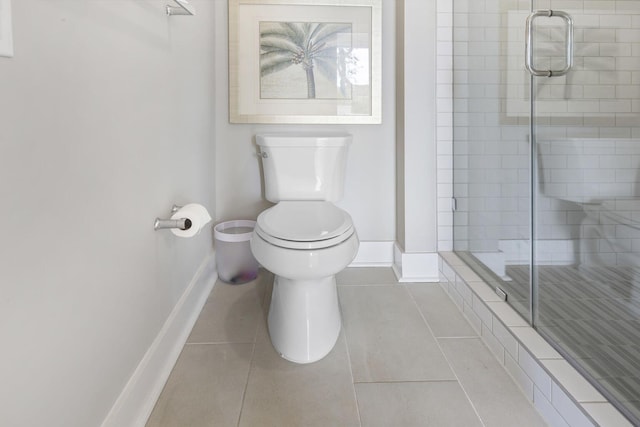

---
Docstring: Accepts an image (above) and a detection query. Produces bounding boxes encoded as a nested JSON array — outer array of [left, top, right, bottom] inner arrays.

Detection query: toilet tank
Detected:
[[538, 138, 640, 203], [256, 133, 352, 202]]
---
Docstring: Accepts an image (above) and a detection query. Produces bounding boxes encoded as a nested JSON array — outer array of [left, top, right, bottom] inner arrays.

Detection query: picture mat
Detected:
[[229, 0, 380, 124]]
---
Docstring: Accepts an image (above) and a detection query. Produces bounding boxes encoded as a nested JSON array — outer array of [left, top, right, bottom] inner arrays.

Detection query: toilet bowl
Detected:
[[250, 133, 359, 364], [251, 202, 359, 363]]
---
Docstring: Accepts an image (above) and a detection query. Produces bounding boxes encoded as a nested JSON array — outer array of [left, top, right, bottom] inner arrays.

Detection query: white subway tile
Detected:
[[533, 386, 571, 427], [542, 360, 606, 403], [551, 382, 597, 427], [583, 28, 616, 42], [472, 294, 493, 327], [453, 276, 473, 305], [436, 69, 453, 84], [519, 348, 553, 400], [437, 27, 453, 42], [462, 301, 482, 334], [617, 28, 640, 42], [600, 99, 632, 113], [617, 56, 640, 70], [505, 352, 535, 400], [492, 318, 518, 359], [436, 0, 452, 14], [511, 327, 562, 360], [583, 85, 615, 99], [481, 323, 505, 363], [446, 282, 464, 309], [600, 15, 632, 28], [582, 403, 634, 427], [584, 1, 615, 11], [599, 42, 632, 57]]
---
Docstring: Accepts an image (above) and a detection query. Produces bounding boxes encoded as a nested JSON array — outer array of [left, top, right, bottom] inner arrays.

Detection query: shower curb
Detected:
[[438, 252, 632, 427]]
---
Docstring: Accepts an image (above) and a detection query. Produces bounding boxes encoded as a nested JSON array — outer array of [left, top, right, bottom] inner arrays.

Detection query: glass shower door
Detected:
[[530, 1, 640, 423], [452, 0, 534, 323]]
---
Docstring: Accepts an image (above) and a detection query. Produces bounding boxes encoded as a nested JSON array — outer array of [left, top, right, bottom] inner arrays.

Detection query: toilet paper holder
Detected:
[[154, 205, 192, 231]]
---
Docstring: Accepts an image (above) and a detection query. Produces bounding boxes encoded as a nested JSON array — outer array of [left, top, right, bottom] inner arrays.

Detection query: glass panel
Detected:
[[532, 0, 640, 423], [452, 0, 533, 322]]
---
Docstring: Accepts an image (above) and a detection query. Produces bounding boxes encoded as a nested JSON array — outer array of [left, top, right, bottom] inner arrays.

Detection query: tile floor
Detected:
[[146, 267, 547, 426], [459, 251, 640, 422]]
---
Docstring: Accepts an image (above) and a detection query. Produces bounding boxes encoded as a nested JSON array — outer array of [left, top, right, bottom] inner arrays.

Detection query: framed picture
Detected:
[[229, 0, 381, 124], [0, 0, 14, 58]]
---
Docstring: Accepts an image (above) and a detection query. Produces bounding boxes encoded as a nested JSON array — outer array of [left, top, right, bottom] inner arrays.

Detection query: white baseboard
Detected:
[[350, 241, 394, 267], [392, 243, 440, 282], [101, 253, 217, 427]]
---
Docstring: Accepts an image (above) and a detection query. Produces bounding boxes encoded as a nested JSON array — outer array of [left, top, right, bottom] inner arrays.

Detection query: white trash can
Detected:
[[214, 220, 259, 284]]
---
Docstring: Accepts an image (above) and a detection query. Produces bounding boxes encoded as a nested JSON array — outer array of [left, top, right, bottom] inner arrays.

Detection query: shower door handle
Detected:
[[525, 10, 574, 77]]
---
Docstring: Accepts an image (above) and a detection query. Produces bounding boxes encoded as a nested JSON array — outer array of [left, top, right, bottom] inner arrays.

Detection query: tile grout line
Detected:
[[235, 339, 257, 427], [403, 283, 488, 427], [235, 279, 268, 427], [338, 300, 363, 427], [352, 379, 460, 385], [441, 259, 561, 418], [184, 341, 256, 346]]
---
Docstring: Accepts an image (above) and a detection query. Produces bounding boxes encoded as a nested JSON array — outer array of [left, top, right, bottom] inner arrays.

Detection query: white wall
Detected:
[[0, 0, 443, 424], [396, 0, 438, 253], [0, 1, 216, 426], [213, 0, 396, 242]]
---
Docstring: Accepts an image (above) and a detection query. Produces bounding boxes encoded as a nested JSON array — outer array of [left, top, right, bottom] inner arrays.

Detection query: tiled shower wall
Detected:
[[436, 0, 532, 255], [436, 0, 640, 266], [436, 0, 455, 252]]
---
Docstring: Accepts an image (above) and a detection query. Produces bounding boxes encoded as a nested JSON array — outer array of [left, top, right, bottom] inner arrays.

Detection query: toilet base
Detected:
[[267, 275, 341, 364]]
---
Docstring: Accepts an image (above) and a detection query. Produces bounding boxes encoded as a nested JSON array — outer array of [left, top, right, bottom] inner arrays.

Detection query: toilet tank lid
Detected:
[[256, 133, 352, 147]]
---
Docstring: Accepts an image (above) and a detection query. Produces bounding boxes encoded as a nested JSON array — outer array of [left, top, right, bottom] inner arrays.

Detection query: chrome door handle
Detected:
[[525, 10, 573, 77]]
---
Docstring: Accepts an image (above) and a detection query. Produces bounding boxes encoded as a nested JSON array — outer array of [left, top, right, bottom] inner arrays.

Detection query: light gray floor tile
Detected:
[[439, 337, 548, 427], [149, 267, 548, 427], [339, 285, 455, 382], [239, 327, 360, 427], [336, 267, 398, 286], [407, 282, 479, 338], [187, 273, 271, 344], [146, 343, 253, 427], [356, 381, 483, 427]]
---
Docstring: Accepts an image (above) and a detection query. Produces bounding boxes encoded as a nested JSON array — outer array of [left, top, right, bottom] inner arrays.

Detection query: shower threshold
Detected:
[[438, 252, 632, 427]]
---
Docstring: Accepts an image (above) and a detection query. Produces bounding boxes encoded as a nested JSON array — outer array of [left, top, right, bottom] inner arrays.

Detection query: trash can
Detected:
[[214, 220, 259, 284]]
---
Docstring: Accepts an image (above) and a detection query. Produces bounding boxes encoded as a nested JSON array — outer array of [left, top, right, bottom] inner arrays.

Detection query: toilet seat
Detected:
[[256, 201, 354, 250]]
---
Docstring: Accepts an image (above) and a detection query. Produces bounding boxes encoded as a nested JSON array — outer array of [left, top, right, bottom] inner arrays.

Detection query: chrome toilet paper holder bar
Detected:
[[154, 205, 191, 231], [166, 0, 195, 16]]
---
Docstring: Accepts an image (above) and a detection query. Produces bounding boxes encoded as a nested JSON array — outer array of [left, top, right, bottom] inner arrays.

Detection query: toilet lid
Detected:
[[256, 202, 354, 249]]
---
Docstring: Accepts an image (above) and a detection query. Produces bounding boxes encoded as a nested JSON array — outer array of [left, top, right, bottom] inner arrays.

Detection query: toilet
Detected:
[[250, 133, 359, 364], [580, 199, 640, 266], [537, 138, 640, 266]]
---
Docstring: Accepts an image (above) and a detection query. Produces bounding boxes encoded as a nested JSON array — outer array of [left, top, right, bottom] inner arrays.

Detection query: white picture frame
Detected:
[[0, 0, 13, 58], [229, 0, 381, 124]]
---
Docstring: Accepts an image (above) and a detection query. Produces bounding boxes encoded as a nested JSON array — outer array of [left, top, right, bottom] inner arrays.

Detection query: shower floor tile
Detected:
[[147, 268, 545, 427], [487, 262, 640, 423]]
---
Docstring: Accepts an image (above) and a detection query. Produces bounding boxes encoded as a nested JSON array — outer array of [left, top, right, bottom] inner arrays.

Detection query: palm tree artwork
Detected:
[[259, 21, 354, 100]]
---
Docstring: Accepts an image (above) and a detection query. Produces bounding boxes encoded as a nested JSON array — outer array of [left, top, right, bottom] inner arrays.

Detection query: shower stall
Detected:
[[452, 0, 640, 423]]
